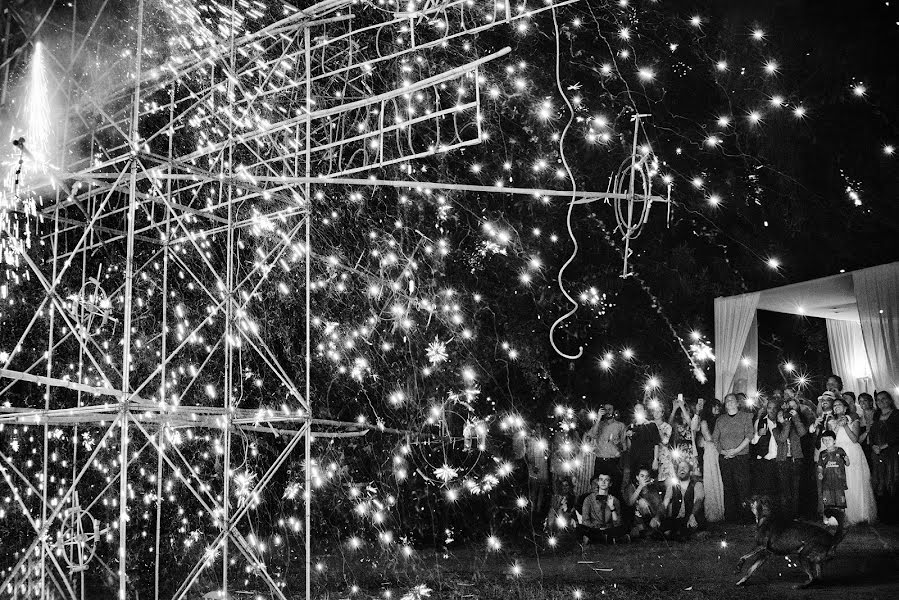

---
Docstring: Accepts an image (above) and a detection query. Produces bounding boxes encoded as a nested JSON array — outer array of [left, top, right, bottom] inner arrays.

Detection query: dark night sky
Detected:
[[563, 0, 899, 405]]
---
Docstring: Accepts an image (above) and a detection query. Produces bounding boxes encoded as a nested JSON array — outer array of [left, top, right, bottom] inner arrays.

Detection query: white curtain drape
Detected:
[[714, 293, 761, 400], [826, 319, 872, 392], [853, 264, 899, 394], [733, 315, 758, 397]]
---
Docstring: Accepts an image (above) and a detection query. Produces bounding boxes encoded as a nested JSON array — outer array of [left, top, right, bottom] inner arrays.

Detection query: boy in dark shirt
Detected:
[[817, 430, 849, 519]]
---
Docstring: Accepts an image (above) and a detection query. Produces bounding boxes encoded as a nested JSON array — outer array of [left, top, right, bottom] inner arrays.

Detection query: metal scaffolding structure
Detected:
[[0, 0, 670, 598]]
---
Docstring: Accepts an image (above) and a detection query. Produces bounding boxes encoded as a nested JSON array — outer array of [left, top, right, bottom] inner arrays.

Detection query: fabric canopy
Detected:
[[853, 264, 899, 394], [714, 262, 899, 398], [714, 293, 760, 400], [826, 319, 871, 393]]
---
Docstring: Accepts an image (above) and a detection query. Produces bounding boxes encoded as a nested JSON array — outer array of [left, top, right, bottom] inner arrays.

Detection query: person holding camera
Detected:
[[774, 398, 808, 518]]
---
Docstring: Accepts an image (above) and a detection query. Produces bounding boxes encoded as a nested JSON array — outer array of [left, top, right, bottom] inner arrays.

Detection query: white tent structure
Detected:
[[714, 262, 899, 400]]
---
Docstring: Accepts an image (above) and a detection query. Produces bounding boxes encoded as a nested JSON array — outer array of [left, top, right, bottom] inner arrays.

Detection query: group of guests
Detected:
[[516, 374, 899, 545]]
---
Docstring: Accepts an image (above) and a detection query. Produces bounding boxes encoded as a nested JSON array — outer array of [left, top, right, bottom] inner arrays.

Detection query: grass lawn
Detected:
[[312, 522, 899, 599]]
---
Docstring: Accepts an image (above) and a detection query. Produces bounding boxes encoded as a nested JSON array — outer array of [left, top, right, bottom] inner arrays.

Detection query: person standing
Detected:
[[825, 374, 844, 398], [858, 392, 876, 459], [751, 399, 780, 498], [774, 398, 808, 518], [787, 387, 818, 517], [697, 399, 724, 522], [594, 403, 627, 495], [810, 395, 835, 461], [626, 402, 661, 478], [827, 397, 877, 524], [526, 424, 550, 519], [817, 431, 849, 518], [712, 394, 755, 522], [573, 411, 597, 501], [650, 402, 673, 481], [869, 391, 899, 523], [661, 396, 698, 481]]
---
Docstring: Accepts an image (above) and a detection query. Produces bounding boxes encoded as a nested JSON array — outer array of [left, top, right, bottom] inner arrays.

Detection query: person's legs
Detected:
[[719, 457, 738, 522], [749, 458, 762, 497], [788, 460, 801, 517], [658, 517, 689, 540], [751, 458, 778, 498], [602, 524, 629, 541], [731, 455, 752, 522], [776, 461, 793, 517], [575, 524, 605, 543], [801, 455, 818, 518]]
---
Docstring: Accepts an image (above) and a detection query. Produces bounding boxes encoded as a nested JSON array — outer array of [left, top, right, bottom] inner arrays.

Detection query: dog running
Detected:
[[733, 495, 846, 588]]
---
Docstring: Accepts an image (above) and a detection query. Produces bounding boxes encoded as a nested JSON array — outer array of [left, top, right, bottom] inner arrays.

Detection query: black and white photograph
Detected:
[[0, 0, 897, 598]]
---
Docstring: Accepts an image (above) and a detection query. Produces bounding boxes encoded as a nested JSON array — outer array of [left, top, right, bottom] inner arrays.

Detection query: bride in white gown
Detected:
[[828, 397, 877, 524]]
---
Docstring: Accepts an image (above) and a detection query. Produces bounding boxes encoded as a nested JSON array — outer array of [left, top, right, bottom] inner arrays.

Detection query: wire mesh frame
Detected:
[[0, 0, 674, 598], [0, 1, 320, 598]]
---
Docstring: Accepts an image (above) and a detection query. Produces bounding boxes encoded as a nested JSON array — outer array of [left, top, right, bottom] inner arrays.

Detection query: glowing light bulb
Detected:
[[637, 67, 655, 82]]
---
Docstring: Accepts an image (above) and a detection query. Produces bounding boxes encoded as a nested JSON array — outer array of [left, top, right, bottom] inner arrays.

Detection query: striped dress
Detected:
[[573, 432, 597, 498]]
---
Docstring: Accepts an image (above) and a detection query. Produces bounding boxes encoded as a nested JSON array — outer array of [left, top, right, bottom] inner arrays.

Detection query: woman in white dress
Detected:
[[828, 396, 877, 524], [693, 398, 725, 522]]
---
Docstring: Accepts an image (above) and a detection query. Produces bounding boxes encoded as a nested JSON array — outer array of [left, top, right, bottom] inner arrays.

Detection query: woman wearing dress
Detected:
[[655, 396, 697, 481], [574, 414, 599, 501], [695, 398, 724, 522], [869, 391, 899, 523], [827, 396, 877, 524], [650, 401, 673, 481]]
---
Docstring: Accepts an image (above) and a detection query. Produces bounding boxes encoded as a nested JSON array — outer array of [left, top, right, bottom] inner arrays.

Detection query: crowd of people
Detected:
[[515, 374, 899, 545]]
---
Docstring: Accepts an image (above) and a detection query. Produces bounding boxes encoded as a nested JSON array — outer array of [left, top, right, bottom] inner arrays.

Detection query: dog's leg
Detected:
[[734, 547, 764, 575], [794, 555, 816, 589], [736, 552, 769, 586]]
